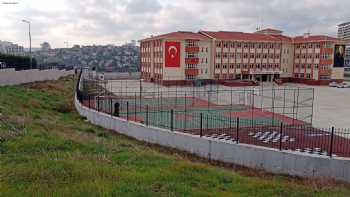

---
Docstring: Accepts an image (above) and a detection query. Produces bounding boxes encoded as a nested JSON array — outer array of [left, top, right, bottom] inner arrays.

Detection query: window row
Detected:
[[215, 63, 280, 69], [295, 54, 320, 59], [216, 41, 281, 49], [295, 64, 319, 69], [216, 52, 280, 59]]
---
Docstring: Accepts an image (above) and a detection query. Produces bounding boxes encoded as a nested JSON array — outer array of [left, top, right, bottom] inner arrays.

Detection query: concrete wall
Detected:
[[0, 68, 74, 86], [75, 95, 350, 182]]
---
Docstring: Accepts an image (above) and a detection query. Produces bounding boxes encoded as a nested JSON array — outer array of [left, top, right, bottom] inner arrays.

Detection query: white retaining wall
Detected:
[[75, 96, 350, 182], [0, 68, 74, 86]]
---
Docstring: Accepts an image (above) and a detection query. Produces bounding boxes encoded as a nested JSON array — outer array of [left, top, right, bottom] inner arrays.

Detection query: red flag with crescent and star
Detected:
[[165, 41, 180, 67]]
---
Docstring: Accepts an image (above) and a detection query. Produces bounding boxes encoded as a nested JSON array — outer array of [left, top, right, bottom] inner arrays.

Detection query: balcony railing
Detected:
[[185, 58, 199, 64], [185, 46, 200, 53], [185, 68, 199, 76]]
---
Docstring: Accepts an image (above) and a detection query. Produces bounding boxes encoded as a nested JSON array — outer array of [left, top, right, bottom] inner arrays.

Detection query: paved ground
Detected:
[[281, 83, 350, 129], [105, 79, 349, 129]]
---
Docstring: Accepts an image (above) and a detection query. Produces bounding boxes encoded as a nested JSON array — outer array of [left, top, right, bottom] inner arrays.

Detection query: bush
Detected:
[[55, 102, 73, 113]]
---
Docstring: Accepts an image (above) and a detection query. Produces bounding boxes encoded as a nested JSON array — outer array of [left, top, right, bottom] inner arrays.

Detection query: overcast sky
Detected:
[[1, 0, 349, 48]]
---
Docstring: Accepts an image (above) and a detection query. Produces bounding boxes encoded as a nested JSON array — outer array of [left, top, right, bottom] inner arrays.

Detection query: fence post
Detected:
[[97, 96, 100, 112], [200, 113, 203, 137], [170, 109, 174, 131], [236, 117, 239, 144], [279, 122, 283, 151], [126, 102, 129, 121], [146, 105, 149, 126], [329, 127, 335, 157], [88, 95, 91, 108], [110, 97, 113, 116]]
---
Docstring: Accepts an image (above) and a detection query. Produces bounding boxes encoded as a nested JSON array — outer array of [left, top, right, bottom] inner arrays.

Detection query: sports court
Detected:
[[79, 78, 350, 158]]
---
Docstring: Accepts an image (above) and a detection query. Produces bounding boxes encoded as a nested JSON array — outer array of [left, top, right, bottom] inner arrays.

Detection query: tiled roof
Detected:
[[293, 35, 338, 43], [200, 31, 290, 42], [255, 28, 283, 34], [140, 31, 209, 41]]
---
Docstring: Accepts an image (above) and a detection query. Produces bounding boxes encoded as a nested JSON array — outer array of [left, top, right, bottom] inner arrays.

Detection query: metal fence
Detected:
[[76, 71, 350, 158]]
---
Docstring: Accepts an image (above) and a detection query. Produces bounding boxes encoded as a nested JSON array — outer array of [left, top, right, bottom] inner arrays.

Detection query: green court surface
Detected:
[[96, 97, 284, 130]]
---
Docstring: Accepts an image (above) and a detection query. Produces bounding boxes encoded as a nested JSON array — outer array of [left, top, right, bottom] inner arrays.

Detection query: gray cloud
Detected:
[[0, 0, 349, 48]]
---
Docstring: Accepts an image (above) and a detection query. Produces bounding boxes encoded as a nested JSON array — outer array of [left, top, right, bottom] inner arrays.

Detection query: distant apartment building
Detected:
[[140, 28, 345, 85], [0, 41, 25, 56], [338, 22, 350, 71]]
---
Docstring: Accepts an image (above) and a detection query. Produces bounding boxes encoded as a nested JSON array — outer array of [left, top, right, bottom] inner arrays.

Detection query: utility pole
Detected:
[[22, 19, 32, 69]]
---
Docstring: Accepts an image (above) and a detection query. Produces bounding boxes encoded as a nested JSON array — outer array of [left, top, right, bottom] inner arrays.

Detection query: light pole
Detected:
[[22, 19, 32, 69]]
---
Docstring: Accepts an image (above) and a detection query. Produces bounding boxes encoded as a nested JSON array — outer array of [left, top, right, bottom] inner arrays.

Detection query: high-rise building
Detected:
[[338, 22, 350, 68], [0, 41, 25, 56], [140, 28, 345, 85]]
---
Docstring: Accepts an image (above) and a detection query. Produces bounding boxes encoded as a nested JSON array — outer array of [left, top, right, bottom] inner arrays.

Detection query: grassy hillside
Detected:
[[0, 76, 349, 197]]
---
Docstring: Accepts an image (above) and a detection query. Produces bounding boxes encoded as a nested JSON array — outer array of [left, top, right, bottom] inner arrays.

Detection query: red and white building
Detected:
[[139, 29, 345, 85]]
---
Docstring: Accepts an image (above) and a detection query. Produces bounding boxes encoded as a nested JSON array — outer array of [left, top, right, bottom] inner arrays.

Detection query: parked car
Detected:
[[336, 82, 350, 88], [329, 81, 338, 87]]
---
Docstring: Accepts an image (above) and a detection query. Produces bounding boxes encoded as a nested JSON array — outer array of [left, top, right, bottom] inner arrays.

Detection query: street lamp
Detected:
[[22, 19, 32, 69]]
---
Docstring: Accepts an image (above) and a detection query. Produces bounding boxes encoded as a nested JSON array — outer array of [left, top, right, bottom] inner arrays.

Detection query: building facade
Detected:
[[338, 22, 350, 76], [140, 29, 345, 85], [0, 41, 25, 56]]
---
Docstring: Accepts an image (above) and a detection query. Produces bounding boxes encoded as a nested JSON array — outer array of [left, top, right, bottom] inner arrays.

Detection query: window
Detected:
[[314, 64, 319, 69], [215, 64, 220, 69], [324, 43, 332, 48], [236, 64, 241, 69], [206, 47, 208, 52], [230, 53, 235, 58], [306, 74, 311, 79], [243, 53, 248, 58], [307, 64, 311, 69], [229, 64, 234, 69], [216, 52, 221, 58], [244, 43, 248, 48], [257, 43, 262, 49], [250, 53, 255, 58], [236, 53, 242, 59], [236, 43, 242, 48], [216, 42, 221, 47], [205, 58, 208, 63], [230, 42, 235, 48]]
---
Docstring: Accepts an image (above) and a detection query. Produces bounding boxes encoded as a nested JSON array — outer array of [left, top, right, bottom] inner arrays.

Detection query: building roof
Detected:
[[140, 31, 209, 42], [255, 28, 283, 35], [293, 35, 338, 43], [338, 21, 350, 27], [200, 31, 291, 42]]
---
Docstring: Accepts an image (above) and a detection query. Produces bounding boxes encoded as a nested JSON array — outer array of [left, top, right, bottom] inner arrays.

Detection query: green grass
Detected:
[[0, 76, 349, 197]]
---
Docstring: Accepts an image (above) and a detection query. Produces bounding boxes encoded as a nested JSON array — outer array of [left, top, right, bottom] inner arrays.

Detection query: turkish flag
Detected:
[[165, 41, 180, 67]]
